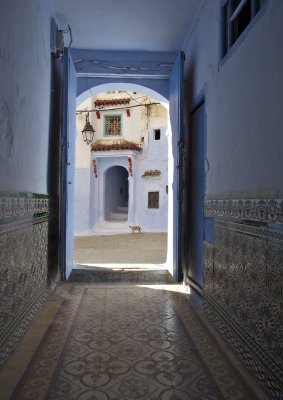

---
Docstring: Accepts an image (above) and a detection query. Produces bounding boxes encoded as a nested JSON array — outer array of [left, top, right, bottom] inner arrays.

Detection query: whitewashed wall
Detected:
[[0, 0, 52, 193], [182, 3, 283, 396], [183, 0, 283, 194], [134, 126, 168, 231], [74, 93, 169, 234], [74, 98, 92, 234]]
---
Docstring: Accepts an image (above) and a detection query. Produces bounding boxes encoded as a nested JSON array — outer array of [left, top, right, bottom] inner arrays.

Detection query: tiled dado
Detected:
[[0, 191, 59, 370], [204, 198, 283, 223], [204, 195, 283, 400]]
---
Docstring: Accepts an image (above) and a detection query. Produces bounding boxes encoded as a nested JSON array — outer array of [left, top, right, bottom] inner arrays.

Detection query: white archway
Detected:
[[77, 82, 169, 110]]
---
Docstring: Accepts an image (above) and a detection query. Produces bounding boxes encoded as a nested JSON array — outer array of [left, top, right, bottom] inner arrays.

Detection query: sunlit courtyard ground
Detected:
[[73, 232, 167, 265]]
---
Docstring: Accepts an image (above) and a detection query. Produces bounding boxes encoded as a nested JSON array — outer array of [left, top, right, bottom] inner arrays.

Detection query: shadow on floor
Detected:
[[1, 268, 268, 400]]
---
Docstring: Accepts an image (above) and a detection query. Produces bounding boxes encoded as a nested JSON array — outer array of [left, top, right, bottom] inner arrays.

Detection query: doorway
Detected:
[[61, 50, 184, 280], [187, 98, 206, 293], [105, 166, 129, 221], [73, 85, 170, 269]]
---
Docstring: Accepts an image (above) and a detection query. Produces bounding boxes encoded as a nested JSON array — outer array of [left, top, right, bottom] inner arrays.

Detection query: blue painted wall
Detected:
[[0, 1, 52, 194], [183, 0, 283, 194]]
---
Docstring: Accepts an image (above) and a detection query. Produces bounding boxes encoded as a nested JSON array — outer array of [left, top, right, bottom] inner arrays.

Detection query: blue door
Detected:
[[169, 52, 185, 281], [188, 99, 206, 293], [59, 49, 77, 280]]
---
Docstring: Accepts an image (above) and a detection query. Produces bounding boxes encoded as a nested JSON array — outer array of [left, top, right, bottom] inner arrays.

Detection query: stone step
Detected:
[[109, 212, 128, 221], [118, 206, 128, 212]]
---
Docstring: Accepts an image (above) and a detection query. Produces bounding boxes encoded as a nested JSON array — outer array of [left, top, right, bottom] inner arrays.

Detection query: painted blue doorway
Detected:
[[105, 166, 129, 222], [188, 98, 206, 294], [61, 50, 184, 281], [60, 49, 77, 280], [169, 52, 185, 281]]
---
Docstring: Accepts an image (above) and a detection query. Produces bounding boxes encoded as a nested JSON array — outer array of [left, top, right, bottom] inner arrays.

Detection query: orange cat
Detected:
[[129, 225, 142, 233]]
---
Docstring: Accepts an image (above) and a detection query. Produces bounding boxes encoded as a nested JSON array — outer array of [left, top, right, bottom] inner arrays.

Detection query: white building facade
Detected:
[[74, 92, 169, 235]]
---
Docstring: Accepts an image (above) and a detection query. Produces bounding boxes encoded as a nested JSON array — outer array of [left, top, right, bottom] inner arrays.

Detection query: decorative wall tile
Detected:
[[204, 198, 283, 224], [203, 206, 283, 400], [0, 192, 59, 370], [0, 196, 49, 221]]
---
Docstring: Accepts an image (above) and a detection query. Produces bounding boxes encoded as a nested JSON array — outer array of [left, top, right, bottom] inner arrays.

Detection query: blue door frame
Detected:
[[169, 52, 185, 281], [60, 50, 185, 281], [59, 48, 76, 280], [187, 95, 206, 295]]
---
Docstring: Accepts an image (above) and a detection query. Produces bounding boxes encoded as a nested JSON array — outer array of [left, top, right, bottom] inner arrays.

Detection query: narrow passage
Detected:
[[2, 268, 267, 400]]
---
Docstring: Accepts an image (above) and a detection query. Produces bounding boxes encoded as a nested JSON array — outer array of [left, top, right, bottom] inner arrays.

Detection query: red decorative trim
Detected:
[[91, 140, 142, 152], [128, 157, 133, 177], [94, 99, 130, 108], [92, 159, 97, 178], [126, 108, 131, 117], [96, 111, 101, 119]]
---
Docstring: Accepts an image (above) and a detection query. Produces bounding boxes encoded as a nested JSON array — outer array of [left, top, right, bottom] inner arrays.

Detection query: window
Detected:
[[104, 115, 122, 136], [154, 129, 161, 140], [148, 192, 159, 209], [221, 0, 266, 58]]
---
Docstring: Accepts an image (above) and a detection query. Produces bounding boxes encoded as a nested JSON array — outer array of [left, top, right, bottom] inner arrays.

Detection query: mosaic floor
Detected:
[[0, 269, 268, 400]]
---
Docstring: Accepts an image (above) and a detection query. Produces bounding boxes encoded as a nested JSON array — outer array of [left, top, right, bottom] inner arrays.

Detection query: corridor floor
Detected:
[[0, 268, 268, 400]]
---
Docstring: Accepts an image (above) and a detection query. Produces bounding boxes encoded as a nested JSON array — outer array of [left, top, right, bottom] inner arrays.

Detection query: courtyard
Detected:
[[73, 232, 167, 265]]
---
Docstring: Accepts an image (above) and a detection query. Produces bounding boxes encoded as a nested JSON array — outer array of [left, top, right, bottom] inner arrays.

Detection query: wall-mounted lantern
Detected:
[[81, 113, 95, 145]]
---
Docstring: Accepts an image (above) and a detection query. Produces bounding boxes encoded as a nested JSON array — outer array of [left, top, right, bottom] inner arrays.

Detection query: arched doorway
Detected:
[[75, 83, 173, 271], [105, 166, 129, 221], [63, 51, 184, 281]]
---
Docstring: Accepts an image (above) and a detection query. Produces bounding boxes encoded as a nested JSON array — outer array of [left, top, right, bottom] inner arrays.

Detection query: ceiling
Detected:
[[51, 0, 202, 52]]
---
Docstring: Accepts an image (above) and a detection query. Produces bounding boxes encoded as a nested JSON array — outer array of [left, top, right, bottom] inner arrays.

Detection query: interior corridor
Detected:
[[0, 269, 268, 400], [1, 2, 282, 399]]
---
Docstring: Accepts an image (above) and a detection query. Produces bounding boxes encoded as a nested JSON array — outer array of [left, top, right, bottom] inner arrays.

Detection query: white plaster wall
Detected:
[[183, 0, 283, 194], [74, 98, 92, 234], [74, 92, 169, 234], [134, 127, 168, 231], [0, 0, 52, 193], [92, 107, 141, 144], [89, 92, 163, 145], [74, 167, 92, 234]]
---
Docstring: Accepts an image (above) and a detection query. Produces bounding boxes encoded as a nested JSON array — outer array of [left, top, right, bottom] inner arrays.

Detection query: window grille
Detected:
[[104, 115, 122, 136], [221, 0, 266, 58], [148, 192, 159, 209]]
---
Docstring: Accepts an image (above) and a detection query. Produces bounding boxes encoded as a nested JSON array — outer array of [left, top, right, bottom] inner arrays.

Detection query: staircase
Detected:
[[109, 203, 128, 221]]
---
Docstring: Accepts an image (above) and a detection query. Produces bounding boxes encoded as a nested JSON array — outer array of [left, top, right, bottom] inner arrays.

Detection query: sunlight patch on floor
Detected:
[[74, 262, 167, 270], [136, 283, 191, 294]]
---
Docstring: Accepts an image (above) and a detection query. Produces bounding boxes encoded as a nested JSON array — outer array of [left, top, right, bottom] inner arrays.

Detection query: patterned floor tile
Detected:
[[8, 279, 268, 400]]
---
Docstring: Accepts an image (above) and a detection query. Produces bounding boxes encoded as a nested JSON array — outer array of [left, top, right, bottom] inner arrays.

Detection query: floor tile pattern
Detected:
[[10, 281, 263, 400]]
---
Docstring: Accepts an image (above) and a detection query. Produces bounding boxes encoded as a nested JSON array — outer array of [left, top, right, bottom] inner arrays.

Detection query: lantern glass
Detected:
[[81, 114, 95, 145]]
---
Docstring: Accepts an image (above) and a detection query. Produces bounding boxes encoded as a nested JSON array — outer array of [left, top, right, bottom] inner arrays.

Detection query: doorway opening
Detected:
[[73, 84, 172, 270], [105, 166, 129, 222]]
